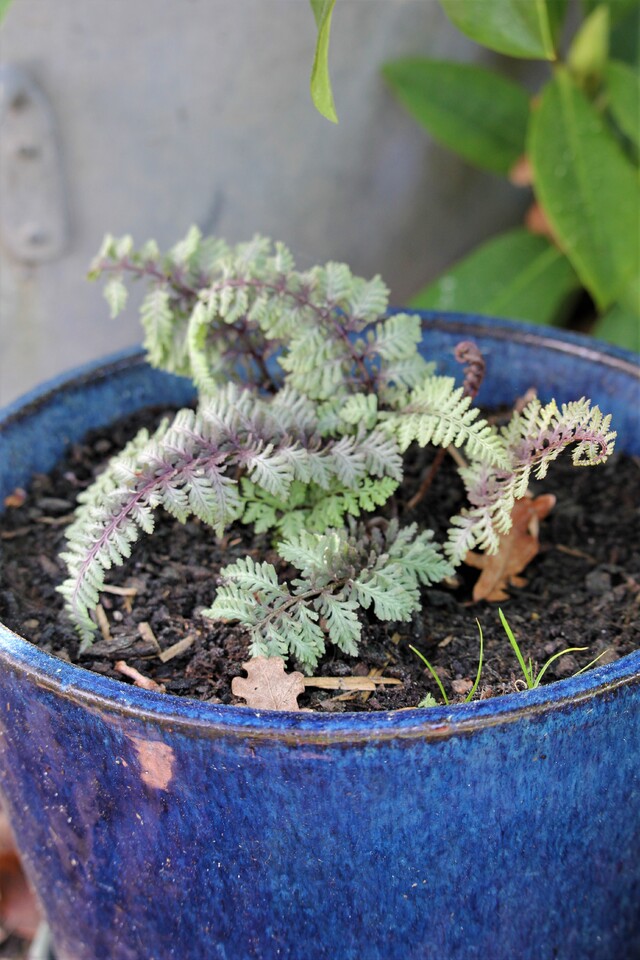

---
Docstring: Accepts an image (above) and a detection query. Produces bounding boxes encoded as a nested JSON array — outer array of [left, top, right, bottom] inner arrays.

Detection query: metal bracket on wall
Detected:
[[0, 64, 69, 262]]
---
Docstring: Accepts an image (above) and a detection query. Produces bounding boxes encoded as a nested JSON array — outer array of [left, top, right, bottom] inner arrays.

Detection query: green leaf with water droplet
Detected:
[[310, 0, 338, 123], [529, 68, 640, 309], [439, 0, 559, 60], [411, 228, 580, 326], [382, 59, 530, 175]]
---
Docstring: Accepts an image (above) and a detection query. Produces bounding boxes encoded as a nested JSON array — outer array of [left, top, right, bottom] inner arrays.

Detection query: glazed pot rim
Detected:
[[1, 311, 639, 743]]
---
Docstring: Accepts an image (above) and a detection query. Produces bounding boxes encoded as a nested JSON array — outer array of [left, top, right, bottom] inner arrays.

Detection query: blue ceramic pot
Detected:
[[0, 315, 638, 960]]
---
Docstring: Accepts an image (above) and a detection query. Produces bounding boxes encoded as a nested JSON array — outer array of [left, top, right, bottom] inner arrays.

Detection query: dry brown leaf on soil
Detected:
[[0, 810, 41, 941], [465, 494, 556, 602], [232, 657, 305, 710]]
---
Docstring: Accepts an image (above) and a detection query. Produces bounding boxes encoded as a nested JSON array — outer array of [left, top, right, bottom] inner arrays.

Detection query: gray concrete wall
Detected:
[[0, 0, 525, 407]]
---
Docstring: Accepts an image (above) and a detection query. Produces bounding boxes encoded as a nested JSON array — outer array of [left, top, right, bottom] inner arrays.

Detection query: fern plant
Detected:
[[207, 522, 452, 671], [58, 229, 616, 673]]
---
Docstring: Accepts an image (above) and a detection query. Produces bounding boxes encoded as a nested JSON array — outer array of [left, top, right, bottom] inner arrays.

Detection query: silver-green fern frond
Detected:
[[382, 375, 509, 468], [445, 397, 617, 563], [59, 386, 403, 645], [205, 521, 454, 673], [89, 230, 435, 402]]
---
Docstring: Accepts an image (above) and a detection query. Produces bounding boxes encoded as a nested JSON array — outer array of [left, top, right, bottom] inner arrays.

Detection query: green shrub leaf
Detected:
[[610, 4, 639, 64], [529, 68, 640, 308], [382, 59, 530, 174], [411, 228, 580, 326], [568, 5, 610, 88], [592, 303, 640, 351], [592, 275, 640, 350], [438, 0, 559, 59], [546, 0, 571, 42], [606, 60, 640, 148], [582, 0, 640, 26], [310, 0, 338, 123]]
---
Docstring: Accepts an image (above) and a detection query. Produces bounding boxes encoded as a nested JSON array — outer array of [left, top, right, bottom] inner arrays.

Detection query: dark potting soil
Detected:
[[0, 407, 639, 712]]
